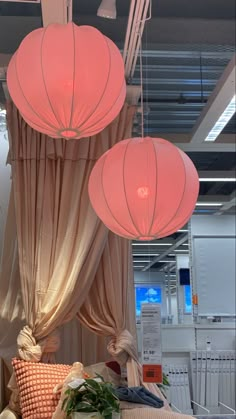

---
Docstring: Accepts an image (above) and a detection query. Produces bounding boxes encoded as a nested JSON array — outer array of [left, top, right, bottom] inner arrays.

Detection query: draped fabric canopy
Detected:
[[0, 190, 25, 414], [7, 101, 135, 354], [1, 102, 135, 416], [0, 103, 195, 419]]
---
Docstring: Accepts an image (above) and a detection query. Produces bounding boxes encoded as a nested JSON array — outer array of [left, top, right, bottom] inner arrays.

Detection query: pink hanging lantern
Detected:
[[89, 137, 199, 240], [7, 23, 126, 139]]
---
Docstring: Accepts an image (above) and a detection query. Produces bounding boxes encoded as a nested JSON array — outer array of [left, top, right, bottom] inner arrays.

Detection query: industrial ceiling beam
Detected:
[[161, 261, 176, 272], [142, 234, 188, 271], [215, 191, 236, 214], [198, 170, 236, 179], [191, 54, 236, 144], [146, 133, 235, 149], [175, 142, 236, 153], [197, 195, 230, 204]]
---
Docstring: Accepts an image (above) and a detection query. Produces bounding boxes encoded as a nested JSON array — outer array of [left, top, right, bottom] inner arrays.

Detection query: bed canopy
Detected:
[[0, 102, 169, 416], [0, 102, 195, 419]]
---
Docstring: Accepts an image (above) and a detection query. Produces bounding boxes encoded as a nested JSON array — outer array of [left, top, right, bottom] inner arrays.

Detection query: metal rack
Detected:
[[171, 399, 236, 417]]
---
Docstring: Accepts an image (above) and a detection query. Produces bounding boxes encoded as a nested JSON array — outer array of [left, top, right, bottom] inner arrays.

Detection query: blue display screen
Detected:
[[184, 285, 192, 313], [135, 286, 162, 317]]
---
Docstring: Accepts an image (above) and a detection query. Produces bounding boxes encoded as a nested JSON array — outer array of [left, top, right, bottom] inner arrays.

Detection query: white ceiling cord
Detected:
[[123, 0, 151, 81], [97, 0, 117, 19]]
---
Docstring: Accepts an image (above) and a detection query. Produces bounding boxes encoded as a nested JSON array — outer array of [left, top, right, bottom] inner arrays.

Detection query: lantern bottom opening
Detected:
[[136, 235, 158, 241], [59, 128, 80, 139]]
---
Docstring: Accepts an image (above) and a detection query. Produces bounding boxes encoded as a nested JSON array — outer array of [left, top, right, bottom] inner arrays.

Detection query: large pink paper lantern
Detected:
[[7, 23, 126, 139], [89, 137, 199, 240]]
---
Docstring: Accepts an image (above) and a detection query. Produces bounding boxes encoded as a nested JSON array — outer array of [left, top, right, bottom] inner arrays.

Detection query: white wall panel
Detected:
[[193, 236, 235, 316], [190, 215, 236, 318]]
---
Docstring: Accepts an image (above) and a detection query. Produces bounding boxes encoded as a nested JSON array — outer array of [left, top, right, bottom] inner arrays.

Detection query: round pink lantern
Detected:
[[7, 23, 126, 139], [89, 137, 199, 240]]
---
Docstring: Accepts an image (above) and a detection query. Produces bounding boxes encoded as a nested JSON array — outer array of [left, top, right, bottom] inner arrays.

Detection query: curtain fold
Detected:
[[4, 102, 135, 415], [0, 188, 25, 412], [78, 233, 170, 410], [56, 318, 109, 367]]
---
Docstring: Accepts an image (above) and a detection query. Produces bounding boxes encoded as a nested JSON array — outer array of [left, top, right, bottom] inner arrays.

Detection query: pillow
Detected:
[[105, 360, 121, 376], [84, 362, 121, 387], [12, 358, 71, 419]]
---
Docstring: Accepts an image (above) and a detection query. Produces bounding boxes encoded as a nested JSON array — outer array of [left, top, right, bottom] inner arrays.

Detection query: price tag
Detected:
[[141, 304, 162, 383]]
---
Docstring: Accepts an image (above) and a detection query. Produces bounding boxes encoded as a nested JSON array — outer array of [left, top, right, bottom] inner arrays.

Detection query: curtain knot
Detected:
[[17, 326, 42, 362], [17, 326, 60, 362], [107, 329, 138, 367]]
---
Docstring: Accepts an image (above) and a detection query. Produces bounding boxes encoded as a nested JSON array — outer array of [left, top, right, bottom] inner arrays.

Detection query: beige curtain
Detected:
[[56, 318, 109, 367], [0, 189, 25, 413], [78, 233, 170, 410], [78, 233, 136, 359], [0, 189, 108, 413], [5, 102, 135, 413], [78, 233, 138, 381]]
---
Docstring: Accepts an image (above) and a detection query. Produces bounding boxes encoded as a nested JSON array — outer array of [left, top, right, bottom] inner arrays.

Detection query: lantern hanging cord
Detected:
[[139, 34, 145, 138], [145, 13, 149, 136], [137, 0, 152, 138]]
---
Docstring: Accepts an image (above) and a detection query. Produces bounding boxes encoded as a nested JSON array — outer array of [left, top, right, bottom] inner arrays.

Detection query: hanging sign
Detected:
[[141, 303, 163, 383]]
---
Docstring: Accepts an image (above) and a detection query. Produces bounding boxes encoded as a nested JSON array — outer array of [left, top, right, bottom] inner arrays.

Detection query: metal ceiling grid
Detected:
[[132, 46, 235, 135]]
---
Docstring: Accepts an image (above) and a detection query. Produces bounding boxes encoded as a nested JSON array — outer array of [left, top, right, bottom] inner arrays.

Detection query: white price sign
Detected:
[[141, 303, 162, 383]]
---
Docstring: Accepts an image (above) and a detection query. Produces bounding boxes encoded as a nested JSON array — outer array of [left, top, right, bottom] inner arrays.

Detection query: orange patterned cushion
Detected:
[[12, 358, 71, 419]]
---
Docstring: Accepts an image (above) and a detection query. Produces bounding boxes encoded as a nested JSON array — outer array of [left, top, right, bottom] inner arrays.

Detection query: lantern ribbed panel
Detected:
[[88, 137, 199, 240], [7, 23, 126, 139]]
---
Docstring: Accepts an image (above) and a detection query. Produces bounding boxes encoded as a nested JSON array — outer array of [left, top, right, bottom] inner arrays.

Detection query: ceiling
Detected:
[[0, 0, 235, 286]]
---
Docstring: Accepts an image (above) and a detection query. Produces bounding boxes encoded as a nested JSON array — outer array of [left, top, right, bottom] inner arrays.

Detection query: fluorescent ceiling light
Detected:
[[169, 253, 175, 256], [199, 178, 236, 182], [182, 243, 189, 246], [133, 262, 145, 266], [132, 243, 172, 246], [133, 253, 159, 256], [196, 202, 222, 207], [159, 260, 176, 263], [133, 265, 145, 266], [97, 0, 116, 19], [174, 250, 189, 252], [178, 229, 188, 232], [133, 260, 153, 262], [204, 94, 236, 142]]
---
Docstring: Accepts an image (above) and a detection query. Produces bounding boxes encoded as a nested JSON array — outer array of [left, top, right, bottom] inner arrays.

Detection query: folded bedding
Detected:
[[115, 386, 164, 408]]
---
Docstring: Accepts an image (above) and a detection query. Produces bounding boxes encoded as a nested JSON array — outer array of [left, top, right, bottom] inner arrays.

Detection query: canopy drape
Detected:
[[2, 102, 135, 416], [0, 189, 25, 414]]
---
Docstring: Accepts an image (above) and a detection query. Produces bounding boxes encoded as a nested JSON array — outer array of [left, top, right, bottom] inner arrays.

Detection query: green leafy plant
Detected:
[[157, 373, 170, 398], [62, 375, 120, 419]]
